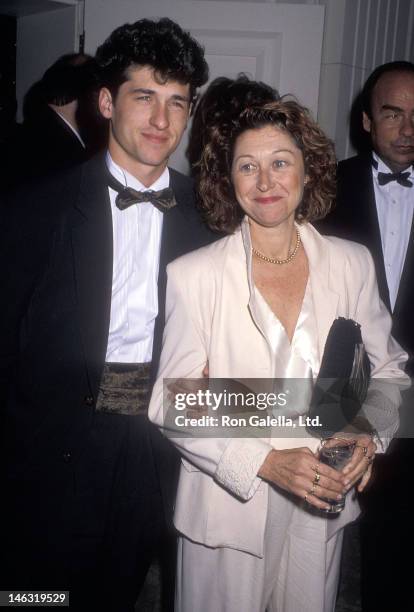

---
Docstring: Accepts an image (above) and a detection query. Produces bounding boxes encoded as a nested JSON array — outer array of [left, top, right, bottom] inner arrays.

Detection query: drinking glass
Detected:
[[318, 437, 356, 513]]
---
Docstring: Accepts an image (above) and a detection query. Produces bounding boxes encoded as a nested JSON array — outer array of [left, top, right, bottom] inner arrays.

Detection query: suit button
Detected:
[[62, 452, 72, 463], [84, 395, 94, 406]]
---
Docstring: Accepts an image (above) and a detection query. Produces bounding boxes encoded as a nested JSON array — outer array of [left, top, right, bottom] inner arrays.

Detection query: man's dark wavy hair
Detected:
[[95, 18, 208, 101], [361, 60, 414, 118], [198, 98, 337, 233]]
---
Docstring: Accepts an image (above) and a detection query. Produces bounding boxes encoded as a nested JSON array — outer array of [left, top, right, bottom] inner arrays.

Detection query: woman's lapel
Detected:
[[300, 223, 340, 356]]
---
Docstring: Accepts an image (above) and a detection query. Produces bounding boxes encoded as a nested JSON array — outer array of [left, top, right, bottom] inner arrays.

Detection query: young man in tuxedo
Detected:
[[0, 18, 210, 611], [320, 61, 414, 611]]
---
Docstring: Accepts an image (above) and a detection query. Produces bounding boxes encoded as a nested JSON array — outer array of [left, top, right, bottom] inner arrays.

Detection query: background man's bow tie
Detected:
[[372, 158, 413, 188], [107, 172, 177, 212]]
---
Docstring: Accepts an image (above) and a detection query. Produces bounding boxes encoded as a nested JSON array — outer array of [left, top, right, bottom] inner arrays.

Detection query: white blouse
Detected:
[[254, 277, 320, 444]]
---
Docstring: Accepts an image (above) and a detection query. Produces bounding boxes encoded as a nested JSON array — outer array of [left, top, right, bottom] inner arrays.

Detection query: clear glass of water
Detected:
[[318, 437, 356, 513]]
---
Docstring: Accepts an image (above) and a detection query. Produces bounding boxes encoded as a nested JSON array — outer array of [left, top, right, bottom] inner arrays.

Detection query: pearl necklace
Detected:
[[252, 229, 301, 265]]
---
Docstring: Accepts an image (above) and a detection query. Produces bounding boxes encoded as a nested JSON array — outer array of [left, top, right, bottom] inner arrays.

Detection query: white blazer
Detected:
[[149, 221, 407, 557]]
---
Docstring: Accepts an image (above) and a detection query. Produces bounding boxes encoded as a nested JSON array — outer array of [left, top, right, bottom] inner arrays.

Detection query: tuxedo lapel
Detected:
[[358, 159, 391, 310], [159, 169, 201, 265], [152, 171, 198, 380], [394, 212, 414, 316], [67, 161, 211, 386], [70, 157, 113, 393], [51, 109, 85, 155]]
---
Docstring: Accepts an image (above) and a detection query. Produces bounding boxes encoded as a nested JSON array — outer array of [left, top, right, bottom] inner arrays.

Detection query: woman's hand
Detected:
[[258, 447, 348, 511], [341, 434, 376, 493]]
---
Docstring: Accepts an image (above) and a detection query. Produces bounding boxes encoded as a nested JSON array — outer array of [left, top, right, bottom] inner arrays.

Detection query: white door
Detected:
[[15, 4, 78, 121], [84, 0, 325, 173]]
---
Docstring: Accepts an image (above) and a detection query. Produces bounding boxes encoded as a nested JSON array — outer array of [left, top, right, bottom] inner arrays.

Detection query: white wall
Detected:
[[318, 0, 414, 160], [83, 0, 323, 115], [82, 0, 324, 173], [14, 0, 414, 159], [191, 0, 414, 160], [16, 5, 77, 120], [83, 0, 414, 161]]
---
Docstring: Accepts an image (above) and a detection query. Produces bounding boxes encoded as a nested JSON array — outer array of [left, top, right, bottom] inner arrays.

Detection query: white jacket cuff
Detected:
[[215, 438, 272, 500]]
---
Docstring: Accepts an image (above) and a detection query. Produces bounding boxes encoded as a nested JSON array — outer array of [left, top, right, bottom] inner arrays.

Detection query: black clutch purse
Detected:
[[307, 317, 371, 437]]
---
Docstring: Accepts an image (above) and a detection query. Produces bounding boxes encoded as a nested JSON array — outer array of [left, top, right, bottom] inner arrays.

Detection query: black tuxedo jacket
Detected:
[[318, 153, 414, 374], [0, 154, 215, 512], [18, 106, 88, 185]]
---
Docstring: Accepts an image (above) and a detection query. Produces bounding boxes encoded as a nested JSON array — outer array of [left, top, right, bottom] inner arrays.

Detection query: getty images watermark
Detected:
[[168, 382, 322, 432], [161, 377, 408, 439]]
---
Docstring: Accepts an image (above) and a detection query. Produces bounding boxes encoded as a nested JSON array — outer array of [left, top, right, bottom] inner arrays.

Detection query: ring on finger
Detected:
[[308, 483, 318, 495], [312, 463, 320, 473], [313, 471, 321, 485], [357, 445, 368, 455]]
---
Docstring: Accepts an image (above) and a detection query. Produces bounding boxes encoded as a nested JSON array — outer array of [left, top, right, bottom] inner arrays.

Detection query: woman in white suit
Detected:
[[149, 99, 407, 611]]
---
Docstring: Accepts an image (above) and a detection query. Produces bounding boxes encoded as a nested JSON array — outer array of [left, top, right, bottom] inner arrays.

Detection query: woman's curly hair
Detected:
[[198, 97, 336, 233]]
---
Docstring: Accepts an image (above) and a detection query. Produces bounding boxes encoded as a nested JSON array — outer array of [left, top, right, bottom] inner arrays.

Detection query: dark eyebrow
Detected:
[[130, 88, 155, 95], [129, 88, 190, 103], [381, 104, 403, 113], [171, 94, 191, 103], [234, 148, 295, 162]]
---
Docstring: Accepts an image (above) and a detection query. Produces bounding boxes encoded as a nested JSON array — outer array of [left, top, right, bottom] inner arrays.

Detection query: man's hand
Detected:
[[166, 362, 210, 417]]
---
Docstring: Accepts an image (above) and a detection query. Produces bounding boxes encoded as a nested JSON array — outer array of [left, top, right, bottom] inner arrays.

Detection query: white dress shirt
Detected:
[[105, 152, 166, 363], [372, 152, 414, 311]]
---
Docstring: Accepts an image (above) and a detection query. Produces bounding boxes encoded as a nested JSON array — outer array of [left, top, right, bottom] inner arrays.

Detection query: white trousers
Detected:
[[175, 488, 343, 612]]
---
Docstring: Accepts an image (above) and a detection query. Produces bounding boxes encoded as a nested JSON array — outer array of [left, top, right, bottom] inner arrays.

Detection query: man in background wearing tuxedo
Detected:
[[320, 61, 414, 611], [0, 18, 210, 611], [19, 54, 100, 180], [2, 54, 101, 192]]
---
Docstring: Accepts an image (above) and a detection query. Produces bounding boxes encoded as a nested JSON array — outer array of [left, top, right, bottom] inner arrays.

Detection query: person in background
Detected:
[[0, 18, 211, 612], [187, 74, 279, 177], [319, 60, 414, 611], [0, 97, 22, 192], [149, 96, 407, 612], [16, 53, 104, 184]]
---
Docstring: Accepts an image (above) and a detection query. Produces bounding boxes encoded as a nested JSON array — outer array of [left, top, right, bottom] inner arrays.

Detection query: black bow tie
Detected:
[[107, 172, 177, 212], [372, 159, 413, 188], [377, 171, 412, 188]]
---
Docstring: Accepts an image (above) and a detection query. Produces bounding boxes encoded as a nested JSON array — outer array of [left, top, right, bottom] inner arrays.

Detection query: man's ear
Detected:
[[98, 88, 113, 119], [362, 111, 372, 134]]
